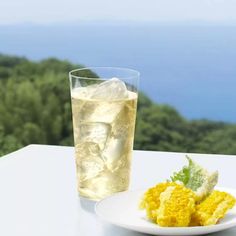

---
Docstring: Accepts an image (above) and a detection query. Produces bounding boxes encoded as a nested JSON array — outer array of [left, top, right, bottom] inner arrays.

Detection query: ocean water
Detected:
[[1, 23, 236, 122]]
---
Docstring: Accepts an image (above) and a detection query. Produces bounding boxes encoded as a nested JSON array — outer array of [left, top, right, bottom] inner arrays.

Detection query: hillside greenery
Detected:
[[1, 54, 236, 156]]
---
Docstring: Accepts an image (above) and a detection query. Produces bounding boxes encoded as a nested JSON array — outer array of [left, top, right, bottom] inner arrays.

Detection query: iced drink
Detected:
[[71, 78, 138, 200]]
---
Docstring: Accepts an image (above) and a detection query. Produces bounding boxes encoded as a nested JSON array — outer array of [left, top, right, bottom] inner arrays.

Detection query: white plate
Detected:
[[95, 187, 236, 235]]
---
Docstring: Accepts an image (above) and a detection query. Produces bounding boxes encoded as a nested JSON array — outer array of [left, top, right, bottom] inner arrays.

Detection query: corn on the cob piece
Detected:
[[140, 182, 196, 226], [139, 182, 178, 221], [156, 184, 196, 227], [190, 190, 236, 226]]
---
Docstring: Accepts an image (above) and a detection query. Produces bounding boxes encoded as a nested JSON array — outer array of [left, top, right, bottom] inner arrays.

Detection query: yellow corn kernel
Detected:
[[139, 182, 178, 221], [191, 190, 236, 226], [156, 185, 196, 227]]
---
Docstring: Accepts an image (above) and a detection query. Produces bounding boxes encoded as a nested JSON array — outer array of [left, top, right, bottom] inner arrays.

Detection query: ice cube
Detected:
[[78, 122, 111, 150], [90, 103, 125, 123], [72, 78, 128, 100], [102, 137, 126, 171], [91, 78, 128, 100], [71, 84, 98, 99], [72, 79, 128, 123], [102, 108, 133, 171], [111, 108, 130, 138], [75, 142, 105, 181], [80, 170, 113, 199], [79, 95, 125, 123], [80, 168, 130, 199]]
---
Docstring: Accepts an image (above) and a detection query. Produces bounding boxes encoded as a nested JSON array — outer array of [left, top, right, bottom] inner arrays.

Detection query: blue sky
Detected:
[[0, 0, 236, 25]]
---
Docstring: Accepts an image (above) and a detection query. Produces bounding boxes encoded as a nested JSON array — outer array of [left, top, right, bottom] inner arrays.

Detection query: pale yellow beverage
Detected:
[[71, 81, 137, 200]]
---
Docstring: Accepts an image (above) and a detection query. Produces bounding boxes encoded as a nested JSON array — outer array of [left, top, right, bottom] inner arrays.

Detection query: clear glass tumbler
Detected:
[[69, 67, 139, 200]]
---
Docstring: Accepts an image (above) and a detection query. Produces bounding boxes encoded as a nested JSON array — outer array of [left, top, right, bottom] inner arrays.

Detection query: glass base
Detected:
[[78, 186, 129, 201]]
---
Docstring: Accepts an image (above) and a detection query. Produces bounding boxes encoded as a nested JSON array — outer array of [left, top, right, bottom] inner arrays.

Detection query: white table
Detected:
[[0, 144, 235, 236]]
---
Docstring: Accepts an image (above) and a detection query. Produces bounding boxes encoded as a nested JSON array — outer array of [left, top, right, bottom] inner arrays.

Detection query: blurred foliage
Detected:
[[0, 54, 236, 156]]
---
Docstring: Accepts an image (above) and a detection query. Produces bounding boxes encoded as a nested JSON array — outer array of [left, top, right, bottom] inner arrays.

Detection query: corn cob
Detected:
[[139, 182, 178, 221], [156, 184, 196, 227], [190, 190, 236, 226]]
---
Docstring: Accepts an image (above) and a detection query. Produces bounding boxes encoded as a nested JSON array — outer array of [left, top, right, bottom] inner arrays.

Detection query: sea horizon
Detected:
[[1, 22, 236, 123]]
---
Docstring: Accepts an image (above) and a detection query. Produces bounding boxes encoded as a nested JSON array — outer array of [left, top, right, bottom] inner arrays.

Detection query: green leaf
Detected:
[[170, 156, 218, 200]]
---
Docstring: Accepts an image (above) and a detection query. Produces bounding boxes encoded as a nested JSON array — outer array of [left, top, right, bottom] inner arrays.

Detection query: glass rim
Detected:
[[69, 66, 140, 80]]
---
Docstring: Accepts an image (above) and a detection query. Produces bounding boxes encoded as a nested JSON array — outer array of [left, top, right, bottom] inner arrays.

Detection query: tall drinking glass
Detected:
[[69, 67, 139, 200]]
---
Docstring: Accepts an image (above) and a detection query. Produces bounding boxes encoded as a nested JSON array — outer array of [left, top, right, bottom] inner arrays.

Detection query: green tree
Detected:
[[0, 54, 236, 156]]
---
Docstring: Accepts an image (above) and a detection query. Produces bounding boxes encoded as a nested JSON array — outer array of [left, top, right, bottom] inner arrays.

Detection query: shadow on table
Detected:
[[206, 228, 236, 236], [79, 197, 96, 214], [103, 224, 148, 236], [102, 226, 236, 236], [78, 197, 148, 236]]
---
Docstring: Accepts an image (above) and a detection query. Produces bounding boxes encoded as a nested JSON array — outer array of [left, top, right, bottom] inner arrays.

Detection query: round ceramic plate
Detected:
[[95, 187, 236, 236]]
